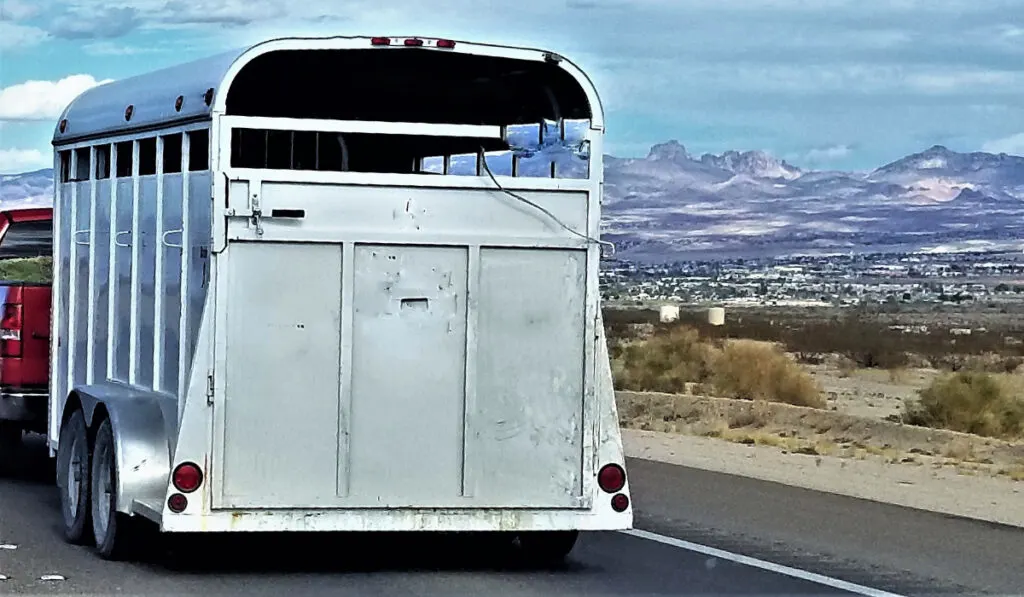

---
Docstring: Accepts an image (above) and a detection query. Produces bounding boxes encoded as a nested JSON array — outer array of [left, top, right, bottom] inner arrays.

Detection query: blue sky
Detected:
[[2, 0, 1024, 174]]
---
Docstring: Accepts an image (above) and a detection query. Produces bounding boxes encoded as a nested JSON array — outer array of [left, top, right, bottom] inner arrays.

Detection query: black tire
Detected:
[[55, 410, 92, 544], [0, 421, 21, 476], [90, 418, 139, 561], [515, 530, 579, 564]]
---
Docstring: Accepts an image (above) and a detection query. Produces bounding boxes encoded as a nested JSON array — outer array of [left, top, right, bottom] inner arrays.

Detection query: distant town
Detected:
[[600, 250, 1024, 308]]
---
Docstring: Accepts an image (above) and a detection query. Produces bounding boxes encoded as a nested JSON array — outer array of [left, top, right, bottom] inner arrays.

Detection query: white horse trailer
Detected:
[[48, 35, 631, 561]]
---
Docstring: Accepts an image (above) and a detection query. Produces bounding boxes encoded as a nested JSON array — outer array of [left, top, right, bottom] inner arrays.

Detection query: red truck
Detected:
[[0, 207, 53, 473]]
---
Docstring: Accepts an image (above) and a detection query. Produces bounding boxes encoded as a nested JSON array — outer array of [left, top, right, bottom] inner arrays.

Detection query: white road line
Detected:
[[623, 529, 906, 597]]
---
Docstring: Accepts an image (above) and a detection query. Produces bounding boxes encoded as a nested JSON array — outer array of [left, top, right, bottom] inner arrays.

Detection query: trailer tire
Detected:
[[56, 410, 92, 544], [90, 418, 139, 561], [0, 421, 21, 476], [515, 530, 579, 564]]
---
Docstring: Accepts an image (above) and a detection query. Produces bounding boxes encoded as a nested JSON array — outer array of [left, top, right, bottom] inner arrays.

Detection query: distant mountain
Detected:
[[4, 144, 1024, 262], [602, 143, 1024, 262], [0, 169, 53, 209]]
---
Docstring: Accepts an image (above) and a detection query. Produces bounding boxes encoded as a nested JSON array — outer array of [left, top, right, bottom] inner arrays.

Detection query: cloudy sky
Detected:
[[2, 0, 1023, 174]]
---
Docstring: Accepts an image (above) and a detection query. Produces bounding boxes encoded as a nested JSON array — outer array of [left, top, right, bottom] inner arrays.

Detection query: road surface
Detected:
[[2, 437, 1021, 595]]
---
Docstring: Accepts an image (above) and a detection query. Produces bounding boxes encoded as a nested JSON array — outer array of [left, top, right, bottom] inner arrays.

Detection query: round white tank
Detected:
[[708, 307, 725, 326], [659, 305, 680, 323]]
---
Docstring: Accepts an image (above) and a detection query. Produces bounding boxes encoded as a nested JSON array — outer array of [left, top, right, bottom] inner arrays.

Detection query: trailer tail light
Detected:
[[167, 493, 188, 513], [404, 38, 424, 47], [371, 37, 391, 46], [611, 493, 630, 512], [598, 463, 625, 493], [0, 303, 23, 357], [172, 462, 203, 493], [437, 39, 456, 49]]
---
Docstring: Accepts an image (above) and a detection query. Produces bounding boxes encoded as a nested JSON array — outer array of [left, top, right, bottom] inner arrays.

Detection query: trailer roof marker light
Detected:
[[167, 493, 188, 513], [437, 39, 456, 49], [124, 105, 134, 122], [371, 37, 391, 46], [59, 119, 68, 133], [598, 463, 626, 493], [175, 95, 184, 112], [404, 38, 425, 47], [204, 87, 215, 106], [172, 462, 203, 493], [611, 493, 629, 512]]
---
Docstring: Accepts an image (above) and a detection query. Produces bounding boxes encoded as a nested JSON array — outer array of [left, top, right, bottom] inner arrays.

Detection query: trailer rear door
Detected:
[[211, 185, 592, 511]]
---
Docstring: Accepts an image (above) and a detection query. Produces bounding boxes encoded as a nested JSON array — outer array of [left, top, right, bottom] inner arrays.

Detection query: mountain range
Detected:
[[4, 143, 1024, 262]]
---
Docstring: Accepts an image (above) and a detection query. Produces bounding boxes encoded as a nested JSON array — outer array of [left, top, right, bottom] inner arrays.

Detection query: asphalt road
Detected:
[[1, 437, 1021, 596]]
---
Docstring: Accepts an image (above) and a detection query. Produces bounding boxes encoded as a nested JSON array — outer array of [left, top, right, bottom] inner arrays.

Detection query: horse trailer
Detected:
[[48, 35, 632, 560]]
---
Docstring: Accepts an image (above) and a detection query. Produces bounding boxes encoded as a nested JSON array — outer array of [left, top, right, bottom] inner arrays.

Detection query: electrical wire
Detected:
[[477, 146, 615, 258]]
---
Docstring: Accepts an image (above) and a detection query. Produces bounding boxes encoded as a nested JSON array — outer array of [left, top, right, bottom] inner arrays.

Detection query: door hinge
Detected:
[[206, 372, 215, 406]]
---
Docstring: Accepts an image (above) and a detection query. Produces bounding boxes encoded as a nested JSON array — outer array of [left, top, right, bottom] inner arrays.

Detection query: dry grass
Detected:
[[711, 340, 826, 408], [611, 326, 716, 394], [612, 325, 825, 408], [905, 371, 1024, 440]]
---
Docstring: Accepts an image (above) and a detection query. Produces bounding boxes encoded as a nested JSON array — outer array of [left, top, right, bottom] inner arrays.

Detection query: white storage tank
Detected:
[[708, 307, 725, 326], [659, 305, 680, 323]]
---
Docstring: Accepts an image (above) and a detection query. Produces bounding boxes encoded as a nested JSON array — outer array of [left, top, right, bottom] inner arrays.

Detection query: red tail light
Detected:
[[598, 463, 626, 493], [611, 493, 630, 512], [404, 38, 424, 46], [437, 39, 456, 49], [172, 462, 203, 493], [371, 37, 391, 46], [167, 493, 188, 513], [1, 303, 23, 358]]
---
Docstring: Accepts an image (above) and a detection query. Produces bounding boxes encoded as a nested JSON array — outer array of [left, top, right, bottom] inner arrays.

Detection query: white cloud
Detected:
[[0, 149, 49, 174], [83, 40, 163, 55], [982, 133, 1024, 157], [0, 75, 114, 122], [805, 145, 853, 162], [0, 21, 50, 50], [0, 0, 39, 20]]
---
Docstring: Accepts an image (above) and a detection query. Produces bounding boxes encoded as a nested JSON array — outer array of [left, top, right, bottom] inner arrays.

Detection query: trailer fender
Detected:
[[68, 384, 172, 515]]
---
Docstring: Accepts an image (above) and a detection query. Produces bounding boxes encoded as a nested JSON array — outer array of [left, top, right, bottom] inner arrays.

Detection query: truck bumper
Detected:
[[0, 387, 47, 427]]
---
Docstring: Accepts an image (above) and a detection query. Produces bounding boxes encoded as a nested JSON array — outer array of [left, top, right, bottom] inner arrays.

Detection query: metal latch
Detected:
[[249, 192, 264, 237], [206, 372, 215, 406]]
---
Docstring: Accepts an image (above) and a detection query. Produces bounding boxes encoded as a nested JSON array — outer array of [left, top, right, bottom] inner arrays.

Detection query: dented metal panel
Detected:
[[465, 248, 587, 506], [347, 245, 469, 505], [216, 242, 343, 508]]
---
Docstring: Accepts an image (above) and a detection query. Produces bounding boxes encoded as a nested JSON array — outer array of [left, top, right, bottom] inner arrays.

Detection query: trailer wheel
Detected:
[[56, 410, 92, 544], [515, 530, 579, 564], [0, 421, 21, 476], [90, 418, 138, 560]]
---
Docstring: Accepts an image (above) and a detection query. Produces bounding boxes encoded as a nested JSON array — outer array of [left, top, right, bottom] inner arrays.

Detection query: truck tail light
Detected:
[[172, 462, 203, 493], [1, 303, 23, 357], [598, 463, 626, 493]]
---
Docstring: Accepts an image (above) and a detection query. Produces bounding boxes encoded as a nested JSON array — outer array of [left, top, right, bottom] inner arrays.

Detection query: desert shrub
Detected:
[[710, 339, 826, 409], [0, 256, 52, 284], [905, 372, 1024, 440], [611, 325, 718, 394]]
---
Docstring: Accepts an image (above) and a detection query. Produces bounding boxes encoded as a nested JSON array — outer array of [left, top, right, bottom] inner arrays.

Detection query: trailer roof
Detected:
[[51, 48, 244, 145], [52, 36, 604, 145]]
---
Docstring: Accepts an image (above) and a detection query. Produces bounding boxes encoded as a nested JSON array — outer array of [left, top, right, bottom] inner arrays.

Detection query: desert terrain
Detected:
[[606, 304, 1024, 527]]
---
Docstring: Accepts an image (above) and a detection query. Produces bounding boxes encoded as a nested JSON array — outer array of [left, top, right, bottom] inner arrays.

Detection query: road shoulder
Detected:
[[622, 427, 1024, 528]]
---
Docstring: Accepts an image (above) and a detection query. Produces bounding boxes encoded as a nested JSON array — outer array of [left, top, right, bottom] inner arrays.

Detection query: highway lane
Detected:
[[0, 436, 1015, 595], [626, 458, 1024, 595]]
